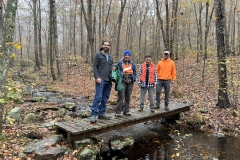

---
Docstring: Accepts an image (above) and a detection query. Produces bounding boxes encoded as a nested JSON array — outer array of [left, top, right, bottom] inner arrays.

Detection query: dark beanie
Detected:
[[123, 50, 131, 57]]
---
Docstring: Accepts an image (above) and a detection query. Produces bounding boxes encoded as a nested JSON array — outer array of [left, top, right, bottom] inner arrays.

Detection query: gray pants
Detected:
[[156, 80, 171, 105], [140, 86, 155, 109], [116, 81, 134, 114]]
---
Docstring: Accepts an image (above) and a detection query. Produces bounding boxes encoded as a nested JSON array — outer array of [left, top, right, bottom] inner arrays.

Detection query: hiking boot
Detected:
[[138, 108, 143, 112], [115, 113, 122, 117], [90, 116, 97, 123], [123, 112, 131, 116], [150, 109, 155, 113], [98, 114, 111, 120], [154, 104, 160, 109], [165, 104, 169, 111]]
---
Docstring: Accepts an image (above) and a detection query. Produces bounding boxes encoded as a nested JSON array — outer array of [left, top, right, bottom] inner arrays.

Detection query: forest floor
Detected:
[[1, 55, 240, 159]]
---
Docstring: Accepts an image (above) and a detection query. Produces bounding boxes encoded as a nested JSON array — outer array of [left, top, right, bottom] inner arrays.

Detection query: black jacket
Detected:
[[93, 51, 113, 81]]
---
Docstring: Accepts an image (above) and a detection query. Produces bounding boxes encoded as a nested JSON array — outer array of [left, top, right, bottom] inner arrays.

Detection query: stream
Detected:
[[98, 122, 240, 160]]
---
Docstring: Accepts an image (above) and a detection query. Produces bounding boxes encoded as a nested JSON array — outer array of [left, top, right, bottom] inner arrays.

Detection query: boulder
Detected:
[[34, 146, 67, 160], [5, 107, 22, 124], [23, 113, 36, 124]]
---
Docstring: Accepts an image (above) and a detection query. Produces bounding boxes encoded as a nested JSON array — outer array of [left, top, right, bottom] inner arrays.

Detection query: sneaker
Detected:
[[165, 105, 169, 111], [115, 113, 122, 117], [123, 112, 131, 116], [150, 109, 155, 113], [154, 104, 160, 109], [138, 108, 143, 112], [90, 116, 96, 123], [98, 114, 111, 120]]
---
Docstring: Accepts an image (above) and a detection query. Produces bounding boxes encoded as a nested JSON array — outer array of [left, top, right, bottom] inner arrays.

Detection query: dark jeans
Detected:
[[156, 80, 171, 105], [116, 81, 134, 114], [91, 80, 112, 116]]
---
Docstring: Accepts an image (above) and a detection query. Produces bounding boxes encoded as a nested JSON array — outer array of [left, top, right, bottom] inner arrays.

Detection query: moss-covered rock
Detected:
[[187, 111, 205, 128], [32, 96, 47, 102]]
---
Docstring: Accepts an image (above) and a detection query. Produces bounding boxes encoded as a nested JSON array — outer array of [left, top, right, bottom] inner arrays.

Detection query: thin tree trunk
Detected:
[[165, 0, 170, 51], [202, 1, 215, 85], [138, 2, 151, 62], [17, 10, 23, 71], [194, 2, 203, 63], [187, 16, 192, 50], [52, 0, 61, 79], [38, 0, 43, 65], [115, 0, 127, 59], [204, 2, 215, 59], [33, 0, 40, 70], [49, 0, 56, 80], [155, 0, 167, 51], [238, 9, 240, 55], [170, 0, 178, 59], [0, 0, 3, 44], [232, 2, 237, 55], [103, 0, 112, 36], [81, 0, 94, 63], [73, 0, 77, 64], [80, 10, 84, 58], [27, 16, 31, 60], [222, 0, 230, 55]]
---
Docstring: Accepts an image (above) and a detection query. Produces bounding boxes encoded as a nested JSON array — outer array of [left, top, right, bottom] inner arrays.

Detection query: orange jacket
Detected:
[[156, 58, 176, 81]]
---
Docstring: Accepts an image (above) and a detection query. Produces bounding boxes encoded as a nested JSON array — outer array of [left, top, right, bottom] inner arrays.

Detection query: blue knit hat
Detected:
[[123, 50, 131, 57]]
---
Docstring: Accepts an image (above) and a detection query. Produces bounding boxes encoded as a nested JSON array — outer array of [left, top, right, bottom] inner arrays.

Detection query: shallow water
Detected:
[[99, 122, 240, 160]]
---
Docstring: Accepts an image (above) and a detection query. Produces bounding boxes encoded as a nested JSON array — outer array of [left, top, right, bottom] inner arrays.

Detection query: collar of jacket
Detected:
[[100, 51, 110, 55], [161, 58, 171, 61], [122, 59, 133, 63]]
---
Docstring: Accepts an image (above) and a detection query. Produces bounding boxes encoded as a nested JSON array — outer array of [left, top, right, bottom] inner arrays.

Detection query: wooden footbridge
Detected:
[[55, 101, 191, 142]]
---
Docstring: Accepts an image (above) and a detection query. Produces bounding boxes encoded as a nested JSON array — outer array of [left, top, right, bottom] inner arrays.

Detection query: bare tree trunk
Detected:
[[93, 0, 98, 53], [52, 0, 61, 79], [138, 2, 151, 62], [33, 0, 40, 70], [73, 0, 77, 64], [49, 0, 56, 80], [187, 15, 192, 50], [0, 0, 3, 44], [194, 2, 203, 63], [98, 0, 102, 45], [38, 0, 43, 65], [26, 16, 31, 60], [222, 0, 230, 55], [81, 0, 94, 63], [204, 2, 215, 59], [231, 1, 238, 55], [126, 1, 137, 53], [0, 0, 18, 134], [17, 10, 23, 71], [80, 10, 84, 58], [202, 1, 215, 85], [103, 0, 112, 37], [170, 0, 178, 59], [215, 0, 231, 108], [155, 0, 167, 51], [165, 0, 170, 51], [238, 8, 240, 55], [115, 0, 127, 59]]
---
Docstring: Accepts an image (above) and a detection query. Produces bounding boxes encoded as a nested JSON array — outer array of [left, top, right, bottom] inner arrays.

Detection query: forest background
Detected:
[[1, 0, 240, 155]]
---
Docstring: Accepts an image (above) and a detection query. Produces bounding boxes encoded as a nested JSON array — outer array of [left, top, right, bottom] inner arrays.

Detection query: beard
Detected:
[[103, 47, 109, 53]]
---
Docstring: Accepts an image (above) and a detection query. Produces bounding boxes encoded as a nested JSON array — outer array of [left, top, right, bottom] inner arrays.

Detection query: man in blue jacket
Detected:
[[90, 41, 113, 123]]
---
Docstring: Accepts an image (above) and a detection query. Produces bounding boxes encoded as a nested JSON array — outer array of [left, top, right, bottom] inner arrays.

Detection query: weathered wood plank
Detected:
[[55, 101, 192, 142], [55, 122, 80, 133]]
